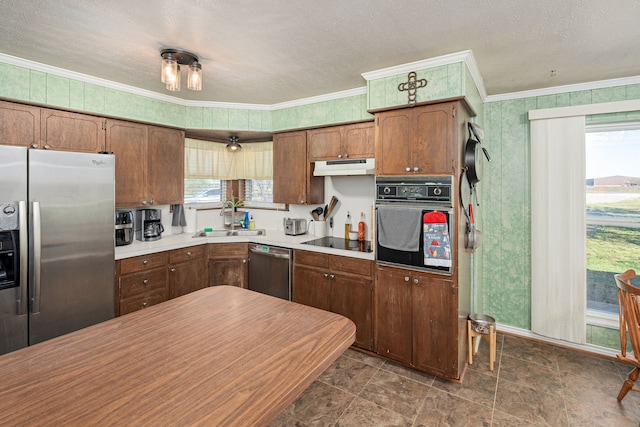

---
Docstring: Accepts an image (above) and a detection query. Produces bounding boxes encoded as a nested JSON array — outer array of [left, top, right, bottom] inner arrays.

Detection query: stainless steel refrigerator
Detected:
[[0, 145, 115, 355]]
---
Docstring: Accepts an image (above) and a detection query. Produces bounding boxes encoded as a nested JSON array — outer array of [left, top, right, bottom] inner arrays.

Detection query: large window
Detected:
[[183, 138, 284, 209], [586, 124, 640, 317]]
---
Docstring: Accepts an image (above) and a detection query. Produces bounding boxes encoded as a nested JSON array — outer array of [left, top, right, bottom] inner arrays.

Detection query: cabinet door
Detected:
[[0, 101, 41, 148], [292, 265, 331, 311], [375, 267, 412, 365], [412, 273, 458, 377], [331, 274, 373, 350], [375, 110, 412, 175], [169, 258, 207, 299], [209, 258, 248, 288], [148, 126, 184, 205], [307, 127, 342, 161], [412, 103, 455, 175], [41, 109, 105, 153], [273, 131, 308, 204], [106, 120, 148, 207], [343, 122, 374, 159]]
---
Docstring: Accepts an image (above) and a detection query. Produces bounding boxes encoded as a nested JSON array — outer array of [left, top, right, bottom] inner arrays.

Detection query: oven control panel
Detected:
[[376, 176, 452, 204]]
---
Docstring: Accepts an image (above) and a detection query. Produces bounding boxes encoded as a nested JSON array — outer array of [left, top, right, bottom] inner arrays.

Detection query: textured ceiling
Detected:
[[1, 0, 640, 104]]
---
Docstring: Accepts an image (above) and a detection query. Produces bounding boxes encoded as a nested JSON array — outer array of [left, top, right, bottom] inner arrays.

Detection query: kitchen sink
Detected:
[[192, 229, 266, 238]]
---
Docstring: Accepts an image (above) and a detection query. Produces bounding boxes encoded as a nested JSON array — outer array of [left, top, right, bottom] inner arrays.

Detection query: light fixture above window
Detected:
[[226, 136, 242, 152], [160, 49, 202, 91]]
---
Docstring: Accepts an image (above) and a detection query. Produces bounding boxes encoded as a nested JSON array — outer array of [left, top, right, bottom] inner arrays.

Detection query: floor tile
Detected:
[[490, 409, 535, 426], [501, 335, 559, 369], [433, 368, 497, 409], [499, 354, 563, 395], [335, 396, 413, 427], [317, 354, 379, 395], [358, 368, 431, 419], [381, 359, 436, 385], [494, 377, 568, 426], [342, 348, 386, 368], [278, 380, 355, 427], [413, 387, 492, 426]]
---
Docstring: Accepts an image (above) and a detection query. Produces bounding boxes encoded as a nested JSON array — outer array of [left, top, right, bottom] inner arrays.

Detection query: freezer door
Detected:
[[0, 145, 28, 354], [28, 150, 115, 345]]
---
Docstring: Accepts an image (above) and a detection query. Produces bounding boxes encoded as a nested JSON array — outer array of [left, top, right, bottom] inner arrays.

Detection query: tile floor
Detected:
[[269, 334, 640, 426]]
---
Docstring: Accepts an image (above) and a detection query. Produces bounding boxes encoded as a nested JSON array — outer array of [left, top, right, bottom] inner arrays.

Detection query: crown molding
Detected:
[[270, 86, 368, 110], [361, 50, 472, 81], [486, 74, 640, 103]]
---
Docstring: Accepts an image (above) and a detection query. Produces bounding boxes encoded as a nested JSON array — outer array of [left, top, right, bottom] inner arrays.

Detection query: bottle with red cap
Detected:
[[358, 212, 366, 241]]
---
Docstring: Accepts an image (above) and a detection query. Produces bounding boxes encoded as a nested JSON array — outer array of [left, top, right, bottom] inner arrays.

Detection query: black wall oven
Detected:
[[375, 176, 454, 275]]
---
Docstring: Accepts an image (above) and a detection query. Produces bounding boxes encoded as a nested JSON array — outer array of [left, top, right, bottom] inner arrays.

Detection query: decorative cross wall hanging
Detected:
[[398, 71, 427, 106]]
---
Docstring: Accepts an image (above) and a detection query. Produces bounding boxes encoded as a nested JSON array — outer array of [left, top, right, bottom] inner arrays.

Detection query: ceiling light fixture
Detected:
[[226, 136, 242, 152], [160, 49, 202, 91]]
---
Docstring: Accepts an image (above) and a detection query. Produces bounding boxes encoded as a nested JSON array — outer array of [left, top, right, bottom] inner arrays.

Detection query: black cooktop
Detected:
[[301, 236, 372, 253]]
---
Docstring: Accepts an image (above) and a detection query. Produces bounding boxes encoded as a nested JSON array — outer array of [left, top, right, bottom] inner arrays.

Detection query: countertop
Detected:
[[0, 286, 356, 426], [115, 229, 375, 261]]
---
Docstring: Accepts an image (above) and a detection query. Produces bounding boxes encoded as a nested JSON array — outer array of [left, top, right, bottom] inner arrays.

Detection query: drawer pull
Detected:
[[413, 278, 419, 284], [404, 276, 410, 282], [187, 251, 192, 256], [142, 260, 148, 265], [329, 274, 335, 279], [143, 279, 149, 285], [142, 302, 148, 308], [170, 267, 176, 272], [323, 273, 328, 278]]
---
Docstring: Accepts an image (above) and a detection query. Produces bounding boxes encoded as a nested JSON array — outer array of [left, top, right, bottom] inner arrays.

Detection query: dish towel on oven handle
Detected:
[[376, 207, 422, 252], [423, 211, 452, 267]]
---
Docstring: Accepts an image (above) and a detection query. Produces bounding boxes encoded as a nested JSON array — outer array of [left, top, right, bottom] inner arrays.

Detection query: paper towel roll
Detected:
[[184, 207, 197, 233]]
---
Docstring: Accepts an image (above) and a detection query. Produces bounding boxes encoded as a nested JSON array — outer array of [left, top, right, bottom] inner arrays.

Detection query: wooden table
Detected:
[[0, 286, 355, 426]]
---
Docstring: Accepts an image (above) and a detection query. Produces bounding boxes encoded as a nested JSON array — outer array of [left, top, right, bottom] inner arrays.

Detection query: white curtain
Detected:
[[530, 115, 586, 343], [184, 138, 273, 180]]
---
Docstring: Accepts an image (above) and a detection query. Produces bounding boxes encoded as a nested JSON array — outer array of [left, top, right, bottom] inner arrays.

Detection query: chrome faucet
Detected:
[[220, 200, 235, 231]]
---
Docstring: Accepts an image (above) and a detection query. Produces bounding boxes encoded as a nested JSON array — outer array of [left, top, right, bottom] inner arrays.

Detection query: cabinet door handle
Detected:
[[142, 200, 148, 205], [143, 279, 149, 285], [344, 153, 348, 158], [186, 251, 192, 256], [31, 143, 38, 149], [338, 154, 342, 159], [329, 274, 335, 279], [405, 167, 411, 172], [242, 259, 247, 264], [413, 278, 419, 284], [404, 276, 410, 282], [413, 167, 419, 172], [323, 273, 329, 278], [142, 302, 148, 308], [43, 144, 50, 150], [142, 259, 149, 265], [170, 267, 176, 272]]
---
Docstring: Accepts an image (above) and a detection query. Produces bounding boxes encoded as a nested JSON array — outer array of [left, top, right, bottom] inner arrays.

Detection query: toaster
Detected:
[[284, 218, 307, 236]]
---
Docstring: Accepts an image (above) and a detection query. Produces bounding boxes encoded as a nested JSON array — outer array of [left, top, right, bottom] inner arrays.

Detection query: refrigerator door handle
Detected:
[[32, 201, 41, 314], [18, 201, 28, 316]]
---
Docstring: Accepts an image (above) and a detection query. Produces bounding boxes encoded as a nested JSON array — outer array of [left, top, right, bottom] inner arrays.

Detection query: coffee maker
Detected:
[[135, 209, 164, 242], [115, 210, 134, 246]]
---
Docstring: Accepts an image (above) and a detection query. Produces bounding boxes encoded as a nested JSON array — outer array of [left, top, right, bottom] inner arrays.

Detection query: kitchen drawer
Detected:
[[119, 267, 168, 298], [120, 252, 168, 275], [294, 250, 329, 269], [330, 255, 373, 277], [209, 242, 248, 258], [170, 244, 206, 264], [119, 287, 168, 316]]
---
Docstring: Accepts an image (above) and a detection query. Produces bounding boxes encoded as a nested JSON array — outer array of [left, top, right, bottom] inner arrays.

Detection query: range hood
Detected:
[[313, 158, 375, 176]]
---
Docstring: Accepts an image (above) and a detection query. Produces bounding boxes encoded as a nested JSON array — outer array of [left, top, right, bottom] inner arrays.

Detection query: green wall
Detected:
[[480, 83, 640, 349]]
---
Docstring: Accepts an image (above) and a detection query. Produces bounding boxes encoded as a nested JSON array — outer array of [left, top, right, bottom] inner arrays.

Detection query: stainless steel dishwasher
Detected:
[[248, 244, 292, 300]]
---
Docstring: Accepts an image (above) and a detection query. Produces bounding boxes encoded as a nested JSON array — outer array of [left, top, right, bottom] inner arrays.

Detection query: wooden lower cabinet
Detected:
[[293, 250, 373, 351], [168, 245, 207, 299], [116, 245, 208, 316], [208, 243, 249, 288], [375, 265, 462, 379], [116, 252, 169, 316]]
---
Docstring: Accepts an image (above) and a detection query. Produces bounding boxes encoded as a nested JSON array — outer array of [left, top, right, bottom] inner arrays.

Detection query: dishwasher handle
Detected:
[[249, 245, 291, 260]]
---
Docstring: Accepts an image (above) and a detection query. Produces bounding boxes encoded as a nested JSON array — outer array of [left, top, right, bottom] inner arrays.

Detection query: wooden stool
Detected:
[[467, 319, 497, 371]]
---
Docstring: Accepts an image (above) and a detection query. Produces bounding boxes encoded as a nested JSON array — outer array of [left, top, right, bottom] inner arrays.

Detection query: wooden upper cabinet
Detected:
[[273, 131, 324, 205], [147, 126, 185, 205], [375, 101, 464, 176], [0, 101, 41, 148], [106, 120, 148, 207], [106, 121, 184, 207], [41, 109, 105, 153], [307, 122, 374, 161]]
